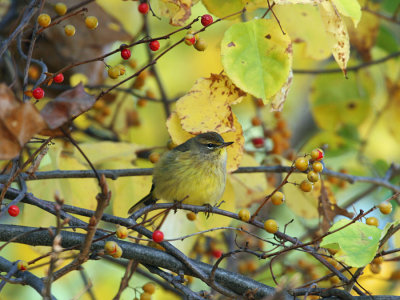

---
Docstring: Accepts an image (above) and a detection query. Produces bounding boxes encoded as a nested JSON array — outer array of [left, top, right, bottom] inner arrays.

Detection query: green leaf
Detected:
[[310, 68, 373, 131], [221, 19, 292, 102], [320, 219, 382, 267], [331, 0, 361, 26]]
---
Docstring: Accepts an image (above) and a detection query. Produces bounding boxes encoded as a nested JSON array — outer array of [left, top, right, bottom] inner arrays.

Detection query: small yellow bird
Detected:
[[128, 132, 233, 213]]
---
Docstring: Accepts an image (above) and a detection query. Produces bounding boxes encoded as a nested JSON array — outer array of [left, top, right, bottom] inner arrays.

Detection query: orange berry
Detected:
[[112, 245, 123, 258], [238, 209, 251, 222], [366, 217, 379, 227], [307, 171, 319, 183], [149, 152, 160, 164], [271, 191, 285, 205], [108, 66, 120, 79], [64, 24, 75, 36], [116, 226, 128, 239], [295, 157, 309, 171], [264, 219, 278, 234], [137, 99, 147, 107], [194, 38, 207, 51], [142, 282, 156, 294], [312, 161, 323, 173], [186, 211, 196, 221], [372, 256, 383, 265], [369, 263, 381, 274], [38, 14, 51, 27], [54, 2, 67, 15], [299, 180, 313, 192], [140, 292, 152, 300], [28, 65, 40, 80], [85, 16, 98, 29], [378, 202, 392, 215], [104, 241, 118, 255], [251, 116, 262, 126], [276, 119, 286, 131]]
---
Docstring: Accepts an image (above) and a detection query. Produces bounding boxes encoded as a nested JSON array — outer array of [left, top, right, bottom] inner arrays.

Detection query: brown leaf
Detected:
[[0, 84, 46, 159], [318, 179, 354, 232], [40, 84, 95, 129]]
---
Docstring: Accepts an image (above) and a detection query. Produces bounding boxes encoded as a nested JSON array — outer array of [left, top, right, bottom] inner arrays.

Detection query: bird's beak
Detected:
[[221, 141, 233, 148]]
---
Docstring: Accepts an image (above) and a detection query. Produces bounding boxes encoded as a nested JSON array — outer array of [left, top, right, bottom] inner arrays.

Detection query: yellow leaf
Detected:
[[319, 0, 350, 74], [75, 141, 139, 166], [270, 70, 293, 111], [176, 74, 245, 134], [274, 4, 335, 60], [345, 2, 380, 61], [167, 111, 244, 172], [156, 0, 193, 26], [230, 154, 268, 208]]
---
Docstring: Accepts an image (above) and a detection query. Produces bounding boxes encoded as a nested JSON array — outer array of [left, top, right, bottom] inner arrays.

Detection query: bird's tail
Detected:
[[128, 184, 157, 214]]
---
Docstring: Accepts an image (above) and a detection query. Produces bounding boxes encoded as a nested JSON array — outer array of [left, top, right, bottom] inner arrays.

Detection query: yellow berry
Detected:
[[372, 256, 383, 265], [186, 211, 197, 221], [299, 180, 313, 192], [116, 226, 128, 239], [271, 191, 285, 205], [378, 202, 392, 215], [85, 16, 98, 30], [104, 241, 118, 255], [307, 171, 319, 183], [17, 260, 28, 271], [311, 148, 324, 161], [369, 263, 381, 274], [111, 245, 123, 258], [238, 209, 251, 222], [184, 34, 196, 45], [108, 67, 120, 79], [142, 282, 156, 294], [37, 13, 51, 27], [264, 219, 278, 234], [366, 217, 379, 227], [140, 292, 152, 300], [64, 24, 76, 36], [117, 64, 126, 75], [149, 152, 160, 164], [54, 2, 67, 16], [295, 157, 309, 171], [312, 161, 323, 173], [194, 38, 207, 51]]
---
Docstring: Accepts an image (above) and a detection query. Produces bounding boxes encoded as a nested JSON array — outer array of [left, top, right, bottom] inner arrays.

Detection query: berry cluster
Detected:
[[294, 148, 324, 192]]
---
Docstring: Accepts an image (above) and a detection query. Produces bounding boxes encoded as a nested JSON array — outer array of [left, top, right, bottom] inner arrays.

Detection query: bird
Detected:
[[128, 132, 233, 214]]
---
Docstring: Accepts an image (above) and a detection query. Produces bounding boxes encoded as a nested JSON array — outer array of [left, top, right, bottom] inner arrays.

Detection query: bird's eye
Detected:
[[207, 143, 215, 149]]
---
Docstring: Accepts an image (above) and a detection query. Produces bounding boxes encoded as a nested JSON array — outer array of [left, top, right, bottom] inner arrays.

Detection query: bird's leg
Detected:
[[203, 203, 213, 219]]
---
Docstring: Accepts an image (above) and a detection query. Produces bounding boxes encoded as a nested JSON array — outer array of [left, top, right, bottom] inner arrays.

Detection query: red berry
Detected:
[[8, 205, 19, 217], [201, 14, 213, 26], [32, 87, 44, 99], [149, 40, 160, 51], [53, 73, 64, 83], [152, 230, 164, 243], [251, 137, 264, 148], [138, 3, 149, 14], [211, 249, 222, 259], [121, 48, 131, 60]]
